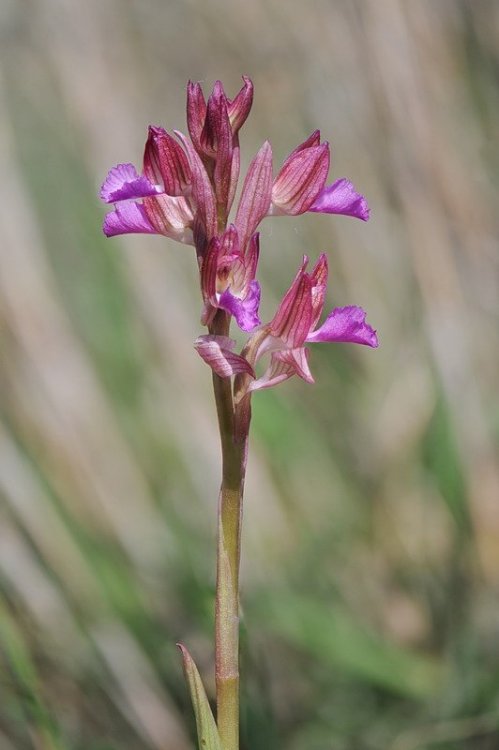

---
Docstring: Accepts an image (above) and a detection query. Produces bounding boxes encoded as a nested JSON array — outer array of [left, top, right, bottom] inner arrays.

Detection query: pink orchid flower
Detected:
[[195, 253, 377, 392]]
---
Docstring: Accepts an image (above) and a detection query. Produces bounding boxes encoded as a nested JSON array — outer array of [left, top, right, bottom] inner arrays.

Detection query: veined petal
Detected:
[[225, 230, 259, 296], [207, 89, 233, 211], [200, 236, 220, 305], [186, 80, 207, 154], [306, 305, 378, 347], [269, 257, 314, 347], [309, 178, 370, 221], [219, 224, 240, 257], [235, 141, 272, 251], [175, 130, 217, 244], [277, 347, 314, 383], [103, 201, 157, 237], [309, 253, 328, 329], [244, 232, 260, 284], [227, 76, 253, 133], [143, 194, 194, 243], [232, 232, 259, 295], [227, 134, 240, 215], [271, 143, 329, 215], [249, 347, 313, 392], [194, 335, 255, 378], [100, 163, 160, 203], [282, 130, 321, 162], [143, 126, 191, 196], [200, 81, 229, 156], [218, 281, 261, 332]]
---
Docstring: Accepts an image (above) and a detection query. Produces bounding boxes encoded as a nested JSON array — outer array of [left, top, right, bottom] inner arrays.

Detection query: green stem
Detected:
[[209, 311, 248, 750]]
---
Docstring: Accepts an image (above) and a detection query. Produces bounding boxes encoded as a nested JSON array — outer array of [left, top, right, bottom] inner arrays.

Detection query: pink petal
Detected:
[[143, 194, 194, 243], [282, 131, 321, 162], [186, 80, 207, 154], [227, 135, 240, 215], [200, 236, 221, 305], [205, 88, 233, 211], [249, 348, 313, 392], [275, 348, 314, 383], [143, 126, 191, 196], [269, 257, 314, 347], [194, 335, 255, 378], [100, 163, 160, 203], [306, 305, 378, 347], [309, 253, 328, 329], [235, 141, 273, 251], [103, 201, 157, 236], [241, 232, 260, 293], [175, 130, 217, 245], [200, 81, 229, 156], [271, 143, 329, 215], [309, 178, 370, 221], [227, 76, 254, 133]]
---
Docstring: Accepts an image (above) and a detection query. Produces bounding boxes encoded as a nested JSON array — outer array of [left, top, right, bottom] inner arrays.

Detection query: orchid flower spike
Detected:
[[100, 77, 372, 334]]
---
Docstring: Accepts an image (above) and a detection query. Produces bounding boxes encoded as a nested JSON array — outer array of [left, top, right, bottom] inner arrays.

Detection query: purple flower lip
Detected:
[[100, 158, 194, 242], [100, 163, 161, 203], [309, 178, 370, 221]]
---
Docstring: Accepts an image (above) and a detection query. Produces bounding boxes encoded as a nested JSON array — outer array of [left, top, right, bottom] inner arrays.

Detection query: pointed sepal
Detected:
[[177, 644, 223, 750]]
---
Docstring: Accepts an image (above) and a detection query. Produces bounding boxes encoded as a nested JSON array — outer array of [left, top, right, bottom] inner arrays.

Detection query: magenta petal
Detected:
[[219, 281, 261, 332], [306, 306, 378, 347], [100, 163, 160, 203], [308, 178, 370, 221], [194, 335, 255, 379], [103, 202, 157, 237]]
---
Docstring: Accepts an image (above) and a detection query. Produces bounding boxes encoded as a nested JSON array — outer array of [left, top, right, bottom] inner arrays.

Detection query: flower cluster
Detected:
[[101, 77, 377, 390]]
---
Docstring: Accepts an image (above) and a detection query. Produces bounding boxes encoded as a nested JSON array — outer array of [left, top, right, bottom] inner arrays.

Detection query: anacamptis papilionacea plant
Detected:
[[100, 77, 377, 750]]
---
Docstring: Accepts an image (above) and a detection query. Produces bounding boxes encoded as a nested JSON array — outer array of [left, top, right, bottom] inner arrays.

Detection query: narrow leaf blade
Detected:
[[178, 644, 223, 750]]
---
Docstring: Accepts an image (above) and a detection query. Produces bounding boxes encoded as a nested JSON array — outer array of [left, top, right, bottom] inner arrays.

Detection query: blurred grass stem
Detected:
[[210, 310, 248, 750]]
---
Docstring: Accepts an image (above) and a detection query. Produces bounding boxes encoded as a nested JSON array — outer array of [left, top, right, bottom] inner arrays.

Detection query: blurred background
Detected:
[[1, 0, 499, 748]]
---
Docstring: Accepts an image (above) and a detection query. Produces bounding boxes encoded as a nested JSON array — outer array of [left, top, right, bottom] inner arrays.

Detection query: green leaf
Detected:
[[178, 644, 223, 750]]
